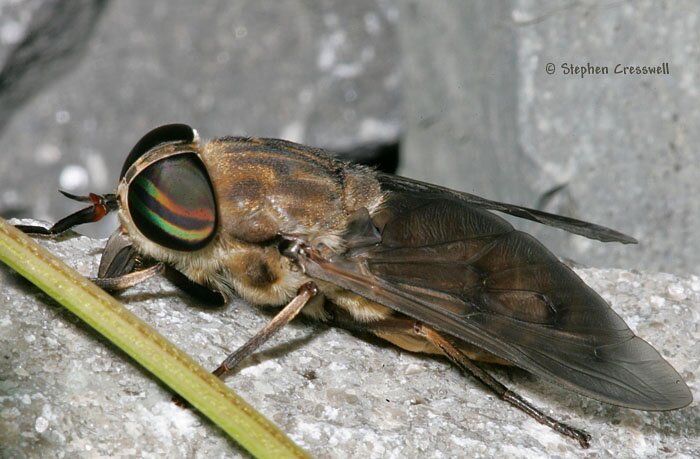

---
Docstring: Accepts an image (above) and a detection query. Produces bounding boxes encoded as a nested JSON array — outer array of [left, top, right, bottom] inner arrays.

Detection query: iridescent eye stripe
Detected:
[[127, 153, 217, 252], [136, 176, 215, 222], [131, 176, 214, 242]]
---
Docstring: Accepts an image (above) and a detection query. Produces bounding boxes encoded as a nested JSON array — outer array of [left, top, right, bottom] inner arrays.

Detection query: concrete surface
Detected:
[[399, 0, 700, 275], [1, 222, 698, 458]]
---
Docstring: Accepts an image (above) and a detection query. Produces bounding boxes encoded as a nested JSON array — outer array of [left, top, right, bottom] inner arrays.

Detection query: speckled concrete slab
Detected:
[[1, 222, 698, 458]]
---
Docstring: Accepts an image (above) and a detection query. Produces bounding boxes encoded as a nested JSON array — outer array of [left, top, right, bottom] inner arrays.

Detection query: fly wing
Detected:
[[300, 178, 691, 410], [379, 173, 638, 244]]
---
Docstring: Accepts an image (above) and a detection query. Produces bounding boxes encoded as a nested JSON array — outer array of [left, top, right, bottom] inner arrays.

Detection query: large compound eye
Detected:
[[127, 153, 217, 251], [120, 124, 198, 179]]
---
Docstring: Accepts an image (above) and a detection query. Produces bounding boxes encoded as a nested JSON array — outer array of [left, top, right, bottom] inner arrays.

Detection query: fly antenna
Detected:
[[16, 191, 118, 236]]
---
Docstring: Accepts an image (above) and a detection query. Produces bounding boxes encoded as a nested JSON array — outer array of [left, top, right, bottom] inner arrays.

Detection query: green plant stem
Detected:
[[0, 218, 309, 459]]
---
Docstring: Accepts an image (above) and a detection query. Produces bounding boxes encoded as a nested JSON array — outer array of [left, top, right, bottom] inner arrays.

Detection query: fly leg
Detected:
[[414, 323, 592, 449], [327, 309, 591, 448], [96, 230, 226, 303], [212, 282, 319, 377], [19, 210, 166, 292], [172, 281, 318, 406], [90, 263, 165, 291]]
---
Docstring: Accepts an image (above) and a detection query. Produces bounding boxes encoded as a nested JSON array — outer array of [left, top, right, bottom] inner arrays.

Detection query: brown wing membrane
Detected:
[[300, 178, 691, 410], [378, 174, 638, 244]]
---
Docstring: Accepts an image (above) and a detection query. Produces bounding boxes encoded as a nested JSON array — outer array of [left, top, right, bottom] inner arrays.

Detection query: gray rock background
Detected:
[[399, 0, 700, 275], [0, 0, 401, 236], [1, 0, 699, 275], [0, 227, 698, 458]]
